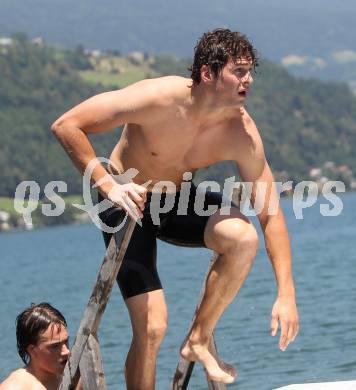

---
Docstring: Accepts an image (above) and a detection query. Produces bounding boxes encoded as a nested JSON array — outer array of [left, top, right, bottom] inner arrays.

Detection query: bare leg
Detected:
[[181, 209, 258, 383], [125, 289, 168, 390]]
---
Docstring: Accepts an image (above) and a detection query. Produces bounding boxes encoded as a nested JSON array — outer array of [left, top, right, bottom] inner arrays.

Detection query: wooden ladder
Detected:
[[59, 217, 136, 390]]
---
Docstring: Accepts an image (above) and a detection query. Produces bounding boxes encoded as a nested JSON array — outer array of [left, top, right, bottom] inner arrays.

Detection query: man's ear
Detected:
[[27, 344, 35, 357], [200, 64, 214, 83]]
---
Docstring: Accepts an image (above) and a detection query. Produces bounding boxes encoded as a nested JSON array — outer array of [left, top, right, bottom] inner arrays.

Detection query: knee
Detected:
[[146, 320, 168, 346], [213, 220, 259, 258], [133, 319, 167, 349], [239, 223, 259, 252]]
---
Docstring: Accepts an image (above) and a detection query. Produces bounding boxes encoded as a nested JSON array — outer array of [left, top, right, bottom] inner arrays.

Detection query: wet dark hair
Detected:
[[16, 302, 67, 364], [190, 28, 258, 83]]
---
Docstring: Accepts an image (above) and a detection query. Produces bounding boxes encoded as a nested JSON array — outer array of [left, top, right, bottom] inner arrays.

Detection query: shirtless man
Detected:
[[51, 28, 299, 387], [0, 303, 70, 390]]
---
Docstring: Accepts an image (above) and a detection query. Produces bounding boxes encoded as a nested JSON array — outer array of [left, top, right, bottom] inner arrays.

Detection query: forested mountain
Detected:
[[0, 35, 112, 196], [1, 0, 356, 84], [1, 36, 356, 197], [247, 62, 356, 179], [1, 0, 355, 58]]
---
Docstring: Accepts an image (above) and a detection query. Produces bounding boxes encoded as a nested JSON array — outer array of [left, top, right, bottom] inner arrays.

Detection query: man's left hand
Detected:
[[270, 295, 299, 351]]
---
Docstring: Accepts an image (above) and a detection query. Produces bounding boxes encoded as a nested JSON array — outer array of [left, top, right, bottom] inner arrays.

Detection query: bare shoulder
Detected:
[[229, 107, 265, 158], [52, 75, 191, 133], [126, 76, 189, 99], [138, 75, 191, 104], [122, 75, 191, 120], [119, 75, 192, 121], [240, 107, 263, 145], [0, 369, 44, 390], [230, 107, 267, 180]]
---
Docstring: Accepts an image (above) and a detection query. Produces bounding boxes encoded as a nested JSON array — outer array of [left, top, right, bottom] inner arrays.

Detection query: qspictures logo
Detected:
[[13, 157, 345, 233]]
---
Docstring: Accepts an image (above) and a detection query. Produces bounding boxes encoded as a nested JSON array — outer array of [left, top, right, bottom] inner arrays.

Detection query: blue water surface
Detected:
[[0, 193, 355, 389]]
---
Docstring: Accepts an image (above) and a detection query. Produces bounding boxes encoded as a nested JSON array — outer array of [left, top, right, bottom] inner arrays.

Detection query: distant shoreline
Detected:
[[1, 191, 354, 233]]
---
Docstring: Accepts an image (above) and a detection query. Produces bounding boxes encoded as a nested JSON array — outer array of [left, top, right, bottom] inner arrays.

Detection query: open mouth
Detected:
[[238, 91, 247, 97]]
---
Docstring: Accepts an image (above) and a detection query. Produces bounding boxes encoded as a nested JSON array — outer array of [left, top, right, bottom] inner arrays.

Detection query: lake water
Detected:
[[0, 193, 355, 389]]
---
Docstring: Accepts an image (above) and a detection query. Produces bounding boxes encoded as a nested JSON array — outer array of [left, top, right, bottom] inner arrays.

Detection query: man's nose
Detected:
[[62, 344, 70, 356], [243, 71, 253, 85]]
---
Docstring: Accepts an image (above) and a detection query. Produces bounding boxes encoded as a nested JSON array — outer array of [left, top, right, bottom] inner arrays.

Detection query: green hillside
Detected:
[[0, 0, 355, 60], [247, 61, 356, 180], [2, 1, 356, 88], [1, 35, 356, 203], [0, 35, 113, 196]]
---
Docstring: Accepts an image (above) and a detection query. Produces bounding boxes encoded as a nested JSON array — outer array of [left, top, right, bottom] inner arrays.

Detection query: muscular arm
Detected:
[[51, 79, 157, 194], [234, 110, 299, 350], [51, 79, 159, 218], [243, 162, 295, 297]]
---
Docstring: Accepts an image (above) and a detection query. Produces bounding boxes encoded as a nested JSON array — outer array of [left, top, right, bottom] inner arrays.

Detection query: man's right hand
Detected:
[[107, 182, 148, 221]]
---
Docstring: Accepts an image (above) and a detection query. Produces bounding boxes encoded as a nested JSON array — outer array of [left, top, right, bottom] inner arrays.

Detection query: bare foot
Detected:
[[180, 340, 237, 384], [208, 344, 237, 379], [216, 358, 237, 379]]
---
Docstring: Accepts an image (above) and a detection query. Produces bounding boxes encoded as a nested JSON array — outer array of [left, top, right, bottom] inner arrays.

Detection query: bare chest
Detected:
[[113, 115, 241, 186], [145, 122, 232, 171]]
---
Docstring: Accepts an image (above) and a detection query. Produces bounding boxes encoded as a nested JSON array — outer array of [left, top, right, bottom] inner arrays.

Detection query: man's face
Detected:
[[214, 57, 254, 107], [28, 323, 70, 376]]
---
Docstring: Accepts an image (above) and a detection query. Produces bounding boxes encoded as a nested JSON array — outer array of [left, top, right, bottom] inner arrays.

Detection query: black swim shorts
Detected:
[[98, 184, 225, 300]]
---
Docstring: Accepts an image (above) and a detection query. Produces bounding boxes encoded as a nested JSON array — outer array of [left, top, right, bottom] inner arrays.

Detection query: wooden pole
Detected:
[[79, 333, 106, 389], [60, 217, 136, 390]]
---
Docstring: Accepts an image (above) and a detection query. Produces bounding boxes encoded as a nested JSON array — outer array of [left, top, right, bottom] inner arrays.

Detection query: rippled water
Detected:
[[1, 193, 355, 389]]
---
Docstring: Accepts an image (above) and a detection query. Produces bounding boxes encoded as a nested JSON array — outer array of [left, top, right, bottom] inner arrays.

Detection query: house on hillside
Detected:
[[31, 37, 44, 46], [0, 210, 11, 231], [0, 37, 13, 46]]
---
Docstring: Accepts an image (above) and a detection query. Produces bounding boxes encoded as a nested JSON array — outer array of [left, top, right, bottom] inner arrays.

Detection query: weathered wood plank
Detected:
[[60, 217, 136, 390], [79, 333, 107, 390], [171, 360, 195, 390]]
